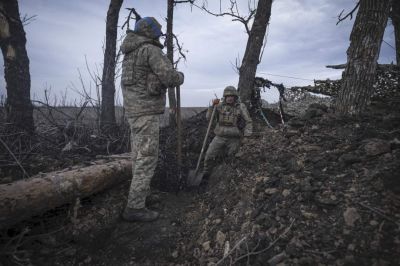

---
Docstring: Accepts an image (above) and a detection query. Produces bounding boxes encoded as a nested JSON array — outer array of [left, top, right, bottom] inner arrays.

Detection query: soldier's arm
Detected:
[[239, 103, 253, 137], [147, 45, 183, 87]]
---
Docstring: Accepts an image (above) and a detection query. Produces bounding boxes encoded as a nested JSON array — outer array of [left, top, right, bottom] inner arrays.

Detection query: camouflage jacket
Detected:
[[206, 101, 253, 138], [121, 30, 182, 117]]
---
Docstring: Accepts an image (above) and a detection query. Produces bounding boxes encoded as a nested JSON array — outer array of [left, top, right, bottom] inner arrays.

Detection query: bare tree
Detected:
[[195, 0, 272, 109], [0, 0, 34, 133], [336, 0, 392, 115], [100, 0, 123, 133], [392, 0, 400, 65], [237, 0, 272, 109], [166, 0, 177, 127], [165, 0, 192, 127]]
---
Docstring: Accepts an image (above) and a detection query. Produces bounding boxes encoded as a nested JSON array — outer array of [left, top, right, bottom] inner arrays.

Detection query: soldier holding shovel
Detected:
[[203, 86, 253, 178], [188, 86, 253, 186], [120, 17, 184, 222]]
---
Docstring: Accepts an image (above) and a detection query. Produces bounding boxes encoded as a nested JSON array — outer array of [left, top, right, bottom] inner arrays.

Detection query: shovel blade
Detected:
[[187, 170, 204, 187]]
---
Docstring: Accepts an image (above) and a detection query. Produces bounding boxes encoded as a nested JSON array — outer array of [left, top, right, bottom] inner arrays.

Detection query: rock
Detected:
[[282, 189, 291, 197], [301, 210, 318, 219], [298, 145, 322, 152], [202, 241, 211, 251], [285, 129, 300, 137], [193, 248, 201, 259], [215, 231, 226, 246], [213, 219, 222, 225], [268, 251, 287, 265], [363, 139, 391, 156], [61, 141, 77, 153], [172, 250, 179, 258], [339, 153, 361, 165], [370, 220, 379, 226], [343, 207, 361, 227], [223, 241, 230, 257], [265, 188, 278, 195]]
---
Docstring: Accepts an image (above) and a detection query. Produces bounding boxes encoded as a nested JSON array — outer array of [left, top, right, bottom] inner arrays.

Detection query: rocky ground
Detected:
[[1, 95, 399, 265]]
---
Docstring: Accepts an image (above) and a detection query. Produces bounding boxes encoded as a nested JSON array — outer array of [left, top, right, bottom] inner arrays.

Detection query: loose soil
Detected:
[[1, 99, 399, 266]]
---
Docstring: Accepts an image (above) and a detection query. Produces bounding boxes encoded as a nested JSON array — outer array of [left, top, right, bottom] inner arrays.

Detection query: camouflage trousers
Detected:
[[203, 136, 240, 175], [126, 114, 160, 209]]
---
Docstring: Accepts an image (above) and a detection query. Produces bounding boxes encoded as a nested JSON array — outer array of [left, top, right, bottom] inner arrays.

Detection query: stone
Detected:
[[223, 241, 230, 257], [215, 231, 226, 246], [298, 145, 322, 152], [301, 210, 318, 219], [343, 207, 360, 227], [213, 219, 222, 225], [172, 250, 179, 258], [282, 189, 291, 197], [265, 188, 278, 195], [370, 220, 379, 226], [202, 241, 211, 251], [268, 251, 287, 266], [363, 139, 391, 156], [339, 153, 361, 165]]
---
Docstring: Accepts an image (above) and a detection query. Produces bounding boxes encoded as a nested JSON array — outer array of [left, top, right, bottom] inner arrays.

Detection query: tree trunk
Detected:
[[0, 0, 34, 133], [336, 0, 391, 115], [392, 0, 400, 65], [100, 0, 123, 133], [167, 0, 177, 127], [0, 157, 132, 229], [238, 0, 272, 109]]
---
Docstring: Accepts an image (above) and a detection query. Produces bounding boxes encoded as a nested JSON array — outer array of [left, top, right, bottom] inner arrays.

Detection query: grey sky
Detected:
[[0, 0, 397, 106]]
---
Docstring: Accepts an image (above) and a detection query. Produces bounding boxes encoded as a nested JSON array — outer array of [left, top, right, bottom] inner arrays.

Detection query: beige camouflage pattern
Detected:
[[203, 100, 252, 175], [121, 30, 183, 117], [121, 18, 183, 209], [127, 114, 160, 209], [206, 102, 253, 137], [203, 136, 241, 175]]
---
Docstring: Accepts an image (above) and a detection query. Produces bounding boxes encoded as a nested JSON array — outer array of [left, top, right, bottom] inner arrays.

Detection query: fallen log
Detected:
[[0, 157, 132, 229]]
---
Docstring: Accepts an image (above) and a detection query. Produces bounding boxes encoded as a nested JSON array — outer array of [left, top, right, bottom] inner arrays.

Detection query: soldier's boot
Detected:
[[122, 207, 159, 222]]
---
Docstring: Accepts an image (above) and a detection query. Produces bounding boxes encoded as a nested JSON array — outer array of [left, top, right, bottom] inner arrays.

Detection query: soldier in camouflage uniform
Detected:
[[203, 86, 252, 177], [120, 17, 184, 222]]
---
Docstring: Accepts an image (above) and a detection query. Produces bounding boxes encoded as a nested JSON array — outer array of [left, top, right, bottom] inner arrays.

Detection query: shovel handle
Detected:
[[195, 105, 217, 172]]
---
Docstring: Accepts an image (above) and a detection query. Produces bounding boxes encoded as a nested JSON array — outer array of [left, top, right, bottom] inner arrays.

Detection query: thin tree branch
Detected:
[[0, 136, 30, 178], [337, 1, 360, 25], [191, 0, 255, 35], [232, 219, 296, 264], [122, 7, 142, 30], [172, 33, 187, 62]]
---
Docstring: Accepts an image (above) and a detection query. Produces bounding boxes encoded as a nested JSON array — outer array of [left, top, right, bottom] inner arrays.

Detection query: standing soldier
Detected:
[[121, 17, 184, 222], [203, 86, 253, 177]]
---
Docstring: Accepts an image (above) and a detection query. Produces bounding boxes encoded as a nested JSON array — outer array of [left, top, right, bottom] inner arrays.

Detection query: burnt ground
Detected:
[[1, 100, 400, 265]]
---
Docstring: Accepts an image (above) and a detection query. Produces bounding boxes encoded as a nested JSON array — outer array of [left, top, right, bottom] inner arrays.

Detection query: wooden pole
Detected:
[[176, 85, 183, 189]]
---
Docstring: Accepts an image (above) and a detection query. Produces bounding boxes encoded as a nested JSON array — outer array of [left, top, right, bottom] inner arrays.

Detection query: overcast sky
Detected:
[[0, 0, 396, 106]]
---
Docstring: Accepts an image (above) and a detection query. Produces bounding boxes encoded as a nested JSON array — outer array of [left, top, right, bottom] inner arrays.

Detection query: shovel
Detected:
[[187, 104, 217, 187]]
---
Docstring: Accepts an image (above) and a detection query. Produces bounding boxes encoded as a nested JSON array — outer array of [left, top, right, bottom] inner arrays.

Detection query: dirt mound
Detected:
[[1, 100, 399, 265], [153, 107, 283, 192], [175, 102, 400, 265]]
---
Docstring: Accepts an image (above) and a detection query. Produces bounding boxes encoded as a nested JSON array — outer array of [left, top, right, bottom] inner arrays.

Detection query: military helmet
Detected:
[[134, 17, 163, 39], [223, 86, 238, 97]]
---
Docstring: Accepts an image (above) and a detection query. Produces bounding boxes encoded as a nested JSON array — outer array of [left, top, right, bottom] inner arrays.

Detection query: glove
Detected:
[[212, 98, 220, 106], [177, 71, 184, 85]]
